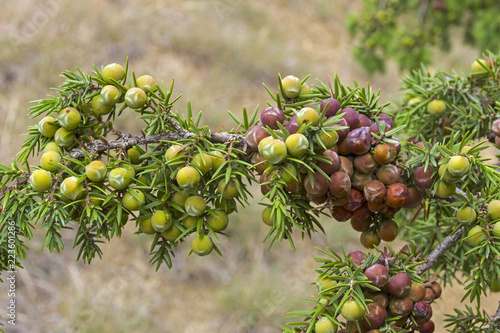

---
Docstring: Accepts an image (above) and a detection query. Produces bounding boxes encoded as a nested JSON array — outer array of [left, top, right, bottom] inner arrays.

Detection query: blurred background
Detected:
[[0, 1, 496, 332]]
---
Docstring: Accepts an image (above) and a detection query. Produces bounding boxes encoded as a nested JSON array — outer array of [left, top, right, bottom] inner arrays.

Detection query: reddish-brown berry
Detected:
[[341, 107, 360, 130], [351, 171, 374, 191], [339, 156, 354, 177], [287, 115, 299, 134], [387, 272, 412, 297], [352, 202, 371, 220], [350, 216, 371, 232], [354, 153, 378, 174], [317, 149, 341, 175], [246, 125, 270, 151], [331, 206, 353, 222], [362, 303, 387, 330], [342, 188, 364, 212], [420, 320, 435, 333], [320, 98, 342, 117], [402, 187, 423, 209], [385, 183, 408, 208], [364, 180, 387, 205], [373, 142, 397, 165], [346, 127, 371, 155], [376, 164, 401, 185], [261, 107, 284, 129], [378, 220, 399, 242], [360, 230, 381, 249], [389, 296, 413, 317], [348, 251, 367, 266], [304, 172, 330, 197], [365, 264, 389, 288], [329, 172, 351, 198], [414, 166, 434, 189], [413, 301, 430, 319]]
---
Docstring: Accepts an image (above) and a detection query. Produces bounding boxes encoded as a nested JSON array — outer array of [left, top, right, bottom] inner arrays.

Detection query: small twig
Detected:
[[69, 131, 247, 159], [415, 226, 464, 275], [409, 205, 423, 225], [418, 0, 429, 24], [489, 301, 500, 331]]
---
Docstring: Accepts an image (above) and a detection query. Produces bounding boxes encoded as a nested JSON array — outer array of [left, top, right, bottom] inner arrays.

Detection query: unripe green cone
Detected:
[[447, 155, 470, 177], [165, 144, 186, 163], [317, 130, 339, 149], [44, 142, 60, 153], [191, 153, 212, 175], [427, 100, 446, 115], [108, 168, 131, 190], [285, 133, 309, 157], [151, 210, 173, 232], [183, 216, 198, 229], [471, 59, 489, 74], [297, 107, 319, 126], [171, 190, 189, 207], [340, 300, 364, 321], [91, 95, 113, 115], [102, 63, 125, 84], [258, 138, 287, 164], [58, 107, 81, 131], [207, 211, 229, 232], [139, 218, 156, 235], [38, 116, 60, 138], [101, 85, 121, 105], [314, 317, 338, 333], [492, 277, 500, 292], [217, 179, 239, 199], [122, 189, 145, 211], [54, 128, 76, 148], [121, 164, 136, 179], [136, 75, 156, 91], [435, 181, 456, 198], [127, 146, 142, 164], [316, 275, 337, 294], [29, 170, 52, 192], [487, 200, 500, 220], [60, 176, 84, 200], [408, 97, 422, 106], [210, 151, 225, 172], [280, 163, 297, 185], [162, 225, 182, 242], [40, 151, 61, 172], [125, 87, 147, 109], [176, 166, 201, 189], [456, 206, 477, 224], [85, 161, 107, 182], [467, 226, 487, 246], [439, 163, 459, 182], [491, 221, 500, 238], [215, 198, 237, 215], [299, 82, 311, 98], [261, 206, 275, 226], [281, 75, 301, 99], [191, 234, 214, 256], [184, 196, 206, 217]]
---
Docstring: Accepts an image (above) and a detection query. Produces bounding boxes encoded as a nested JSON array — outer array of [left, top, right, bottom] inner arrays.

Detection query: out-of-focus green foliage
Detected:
[[347, 0, 500, 74]]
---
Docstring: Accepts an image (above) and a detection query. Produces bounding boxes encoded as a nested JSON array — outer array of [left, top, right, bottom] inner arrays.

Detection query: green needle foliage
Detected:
[[347, 0, 500, 74], [1, 52, 500, 332]]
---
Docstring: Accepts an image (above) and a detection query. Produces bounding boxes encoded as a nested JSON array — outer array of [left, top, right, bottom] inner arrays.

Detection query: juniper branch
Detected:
[[69, 130, 247, 159], [415, 227, 465, 275]]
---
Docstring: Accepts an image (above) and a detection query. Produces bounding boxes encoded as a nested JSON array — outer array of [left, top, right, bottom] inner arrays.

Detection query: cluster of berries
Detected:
[[29, 63, 244, 257], [247, 75, 419, 247], [311, 248, 439, 333]]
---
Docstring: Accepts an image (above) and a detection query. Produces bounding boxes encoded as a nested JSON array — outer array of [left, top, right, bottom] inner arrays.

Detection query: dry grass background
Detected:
[[0, 1, 497, 332]]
